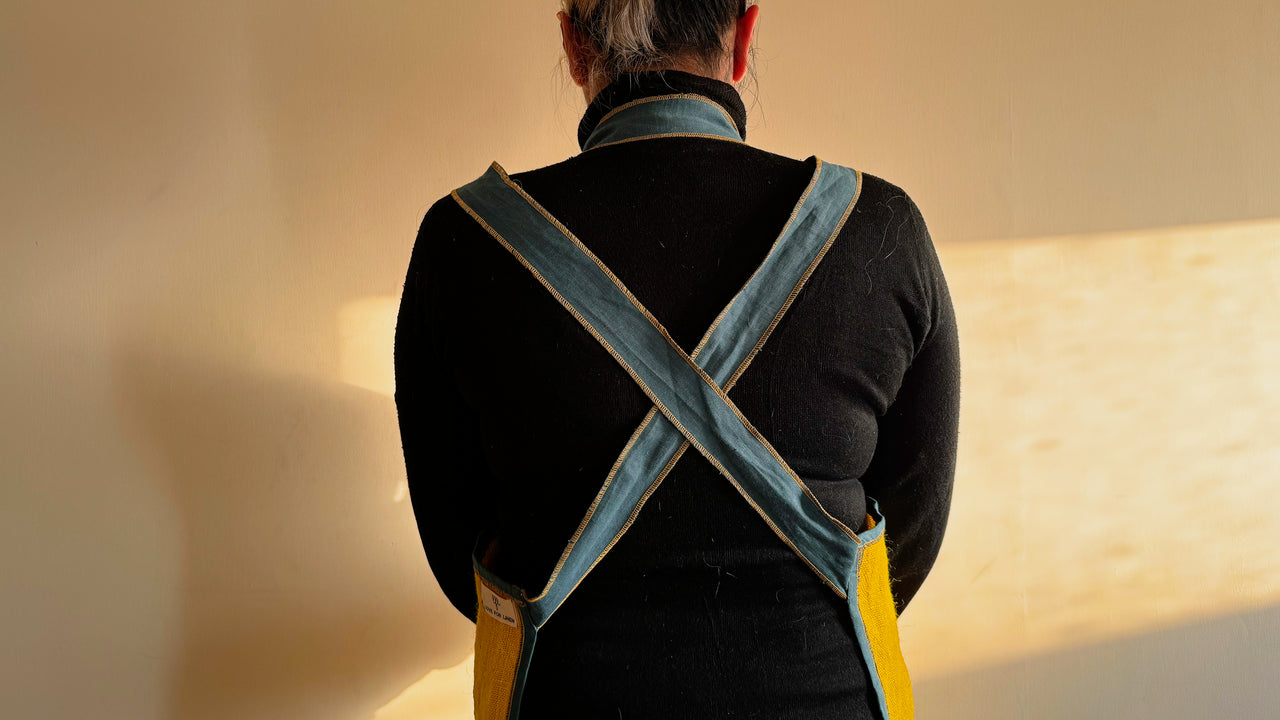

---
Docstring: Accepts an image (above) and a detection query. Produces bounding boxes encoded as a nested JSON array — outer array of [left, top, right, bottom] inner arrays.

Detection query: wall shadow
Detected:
[[914, 603, 1280, 719], [114, 348, 472, 720]]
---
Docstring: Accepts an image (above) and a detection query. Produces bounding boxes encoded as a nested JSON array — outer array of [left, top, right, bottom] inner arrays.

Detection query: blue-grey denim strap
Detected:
[[582, 94, 744, 151], [453, 155, 864, 627]]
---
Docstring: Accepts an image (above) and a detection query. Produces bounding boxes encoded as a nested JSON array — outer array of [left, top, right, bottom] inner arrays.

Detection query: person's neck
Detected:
[[583, 63, 731, 102]]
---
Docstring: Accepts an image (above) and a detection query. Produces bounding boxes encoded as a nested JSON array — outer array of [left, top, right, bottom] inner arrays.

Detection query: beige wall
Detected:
[[2, 1, 1277, 718]]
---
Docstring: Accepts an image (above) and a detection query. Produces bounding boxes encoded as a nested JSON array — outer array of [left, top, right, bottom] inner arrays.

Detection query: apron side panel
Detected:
[[849, 510, 915, 720], [473, 570, 537, 720]]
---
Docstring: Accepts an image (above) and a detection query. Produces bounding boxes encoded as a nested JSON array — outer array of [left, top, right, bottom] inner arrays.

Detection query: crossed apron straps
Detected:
[[452, 146, 912, 720], [455, 155, 864, 607]]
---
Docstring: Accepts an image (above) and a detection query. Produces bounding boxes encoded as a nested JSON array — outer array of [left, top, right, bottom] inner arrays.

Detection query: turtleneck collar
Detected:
[[576, 69, 748, 151]]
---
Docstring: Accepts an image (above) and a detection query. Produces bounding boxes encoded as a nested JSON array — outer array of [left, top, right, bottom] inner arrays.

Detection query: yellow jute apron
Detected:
[[451, 93, 913, 720]]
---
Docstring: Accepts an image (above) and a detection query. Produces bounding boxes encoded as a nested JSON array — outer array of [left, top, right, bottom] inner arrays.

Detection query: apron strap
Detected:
[[582, 93, 745, 151], [453, 157, 864, 627]]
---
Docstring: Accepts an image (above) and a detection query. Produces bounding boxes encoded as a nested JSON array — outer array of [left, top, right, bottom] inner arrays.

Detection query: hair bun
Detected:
[[563, 0, 746, 84]]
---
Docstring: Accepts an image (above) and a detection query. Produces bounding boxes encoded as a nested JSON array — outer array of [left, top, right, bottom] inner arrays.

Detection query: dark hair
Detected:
[[564, 0, 751, 84]]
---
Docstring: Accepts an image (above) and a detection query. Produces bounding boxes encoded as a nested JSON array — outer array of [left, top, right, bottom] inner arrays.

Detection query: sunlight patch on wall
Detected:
[[900, 216, 1280, 680], [374, 654, 474, 720], [337, 296, 400, 398]]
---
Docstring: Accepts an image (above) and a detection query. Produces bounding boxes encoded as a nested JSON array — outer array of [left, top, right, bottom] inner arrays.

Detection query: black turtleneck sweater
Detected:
[[395, 70, 960, 718]]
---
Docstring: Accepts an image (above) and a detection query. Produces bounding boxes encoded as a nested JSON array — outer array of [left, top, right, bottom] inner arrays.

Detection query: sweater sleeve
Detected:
[[394, 200, 489, 623], [859, 195, 961, 615]]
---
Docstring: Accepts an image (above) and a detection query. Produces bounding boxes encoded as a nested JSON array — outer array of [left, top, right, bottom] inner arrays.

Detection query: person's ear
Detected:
[[559, 11, 590, 88], [730, 4, 760, 84]]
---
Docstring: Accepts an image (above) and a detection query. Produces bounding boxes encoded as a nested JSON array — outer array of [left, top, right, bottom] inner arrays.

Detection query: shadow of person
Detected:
[[114, 349, 472, 720]]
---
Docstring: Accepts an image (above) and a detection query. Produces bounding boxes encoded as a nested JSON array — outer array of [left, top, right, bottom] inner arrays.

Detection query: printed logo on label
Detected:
[[481, 585, 518, 627]]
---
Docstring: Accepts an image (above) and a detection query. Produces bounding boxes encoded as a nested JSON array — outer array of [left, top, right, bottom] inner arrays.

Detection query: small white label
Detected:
[[480, 585, 518, 627]]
